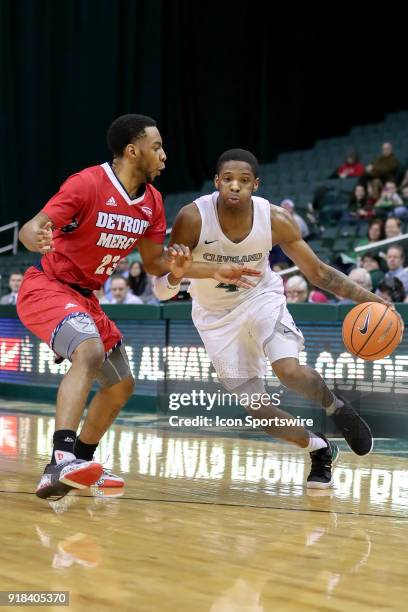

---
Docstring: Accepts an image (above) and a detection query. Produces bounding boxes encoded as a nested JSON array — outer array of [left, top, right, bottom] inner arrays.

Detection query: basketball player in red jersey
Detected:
[[17, 116, 257, 500]]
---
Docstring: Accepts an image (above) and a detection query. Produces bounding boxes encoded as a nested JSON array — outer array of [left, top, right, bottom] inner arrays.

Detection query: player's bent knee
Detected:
[[101, 378, 134, 416], [116, 375, 135, 401], [71, 339, 105, 372], [273, 358, 303, 387], [96, 344, 133, 389]]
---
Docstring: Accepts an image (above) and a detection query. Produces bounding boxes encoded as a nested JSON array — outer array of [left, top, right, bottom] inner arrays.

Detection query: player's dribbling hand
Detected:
[[36, 221, 55, 254], [388, 302, 405, 332], [374, 298, 404, 332], [213, 265, 262, 289], [166, 244, 193, 279]]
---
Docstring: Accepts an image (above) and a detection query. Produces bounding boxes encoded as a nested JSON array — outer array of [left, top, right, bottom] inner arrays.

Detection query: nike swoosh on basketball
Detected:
[[358, 311, 371, 335], [204, 240, 218, 244]]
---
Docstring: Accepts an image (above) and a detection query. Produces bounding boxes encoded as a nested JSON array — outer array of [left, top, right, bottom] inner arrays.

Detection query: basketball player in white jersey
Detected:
[[154, 149, 388, 489]]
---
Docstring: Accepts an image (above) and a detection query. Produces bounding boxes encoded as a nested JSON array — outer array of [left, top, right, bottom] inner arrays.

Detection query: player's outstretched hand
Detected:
[[214, 265, 261, 289], [387, 302, 405, 332], [166, 244, 193, 279], [36, 221, 54, 254]]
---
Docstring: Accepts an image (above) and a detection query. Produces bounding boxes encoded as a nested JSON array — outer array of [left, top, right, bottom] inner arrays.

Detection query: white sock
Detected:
[[306, 433, 328, 452], [54, 450, 76, 465], [324, 395, 344, 416]]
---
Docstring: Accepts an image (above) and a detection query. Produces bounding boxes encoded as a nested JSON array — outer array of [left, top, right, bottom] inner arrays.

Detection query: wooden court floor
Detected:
[[0, 405, 407, 611]]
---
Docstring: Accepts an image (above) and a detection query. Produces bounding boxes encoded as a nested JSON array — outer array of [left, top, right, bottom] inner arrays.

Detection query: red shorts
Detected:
[[17, 267, 121, 353]]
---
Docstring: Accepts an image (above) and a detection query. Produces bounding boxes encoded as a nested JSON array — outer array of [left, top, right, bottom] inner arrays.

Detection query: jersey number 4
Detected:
[[215, 282, 238, 292], [95, 254, 121, 276]]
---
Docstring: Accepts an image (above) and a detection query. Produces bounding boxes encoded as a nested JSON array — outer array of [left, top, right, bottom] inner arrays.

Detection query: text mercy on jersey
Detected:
[[95, 211, 150, 250]]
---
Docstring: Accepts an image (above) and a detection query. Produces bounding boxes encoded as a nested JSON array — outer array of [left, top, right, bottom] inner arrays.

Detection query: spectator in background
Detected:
[[336, 268, 373, 304], [285, 275, 308, 303], [385, 245, 408, 292], [355, 219, 385, 249], [361, 253, 385, 290], [100, 275, 143, 305], [128, 261, 157, 304], [375, 181, 406, 218], [308, 289, 329, 303], [349, 184, 374, 218], [366, 178, 384, 207], [0, 271, 23, 305], [384, 216, 403, 239], [376, 277, 406, 303], [336, 149, 365, 179], [366, 142, 400, 182], [280, 199, 309, 239], [115, 257, 131, 277], [103, 256, 131, 301]]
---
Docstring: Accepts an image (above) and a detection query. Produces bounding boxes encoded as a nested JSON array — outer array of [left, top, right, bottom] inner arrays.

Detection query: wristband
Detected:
[[153, 273, 181, 300]]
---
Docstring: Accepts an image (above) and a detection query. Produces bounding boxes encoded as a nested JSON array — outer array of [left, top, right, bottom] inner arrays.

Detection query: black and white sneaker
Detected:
[[36, 459, 103, 500], [331, 395, 373, 456], [307, 434, 339, 489]]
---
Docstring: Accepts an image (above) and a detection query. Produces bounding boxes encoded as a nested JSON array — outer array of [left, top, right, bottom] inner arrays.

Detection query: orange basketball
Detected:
[[342, 302, 404, 361]]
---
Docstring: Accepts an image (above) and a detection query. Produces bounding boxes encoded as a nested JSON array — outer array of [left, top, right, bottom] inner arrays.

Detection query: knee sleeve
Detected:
[[52, 313, 100, 359], [96, 344, 133, 388], [263, 322, 303, 364]]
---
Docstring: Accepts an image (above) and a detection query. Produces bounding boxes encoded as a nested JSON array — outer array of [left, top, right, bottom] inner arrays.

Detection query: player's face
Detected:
[[215, 161, 259, 210], [137, 127, 167, 183]]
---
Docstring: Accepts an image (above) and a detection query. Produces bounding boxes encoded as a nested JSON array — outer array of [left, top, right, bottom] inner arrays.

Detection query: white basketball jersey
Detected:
[[188, 192, 285, 312]]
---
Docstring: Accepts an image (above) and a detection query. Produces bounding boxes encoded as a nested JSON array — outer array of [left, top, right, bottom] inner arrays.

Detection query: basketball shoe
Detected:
[[94, 468, 124, 488], [331, 395, 373, 456], [307, 434, 339, 489], [36, 459, 103, 500]]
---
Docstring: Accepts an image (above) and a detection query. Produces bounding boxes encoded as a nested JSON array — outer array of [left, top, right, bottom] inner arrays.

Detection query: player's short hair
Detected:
[[216, 149, 259, 177], [107, 114, 157, 156]]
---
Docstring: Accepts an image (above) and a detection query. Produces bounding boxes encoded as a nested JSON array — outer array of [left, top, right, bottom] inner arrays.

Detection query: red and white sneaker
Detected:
[[93, 487, 125, 499], [36, 459, 103, 500], [94, 468, 125, 488]]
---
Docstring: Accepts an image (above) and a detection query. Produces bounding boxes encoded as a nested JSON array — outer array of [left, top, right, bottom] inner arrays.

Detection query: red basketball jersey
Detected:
[[40, 163, 166, 289]]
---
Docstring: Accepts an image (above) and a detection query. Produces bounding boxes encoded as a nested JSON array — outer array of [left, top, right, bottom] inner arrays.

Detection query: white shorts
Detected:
[[192, 293, 304, 387]]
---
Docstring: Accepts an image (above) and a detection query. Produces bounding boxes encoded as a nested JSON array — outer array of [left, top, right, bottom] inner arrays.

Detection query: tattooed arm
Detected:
[[271, 205, 386, 304], [310, 262, 385, 303]]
